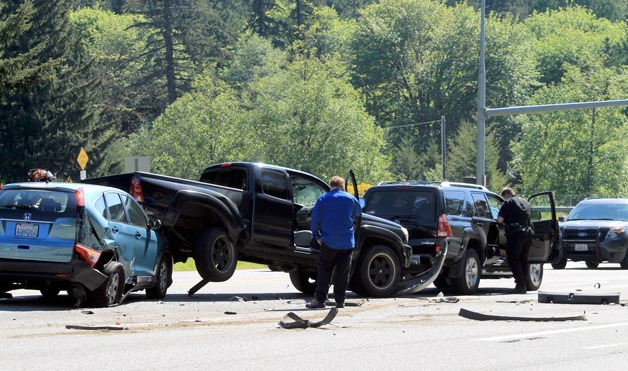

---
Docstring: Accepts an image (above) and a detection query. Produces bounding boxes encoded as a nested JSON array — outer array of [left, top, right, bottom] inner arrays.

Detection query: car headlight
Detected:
[[400, 226, 409, 243], [606, 227, 625, 239]]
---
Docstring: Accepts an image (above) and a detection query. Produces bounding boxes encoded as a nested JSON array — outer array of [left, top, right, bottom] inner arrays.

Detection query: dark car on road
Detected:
[[0, 182, 172, 307], [552, 198, 628, 269], [362, 181, 558, 294]]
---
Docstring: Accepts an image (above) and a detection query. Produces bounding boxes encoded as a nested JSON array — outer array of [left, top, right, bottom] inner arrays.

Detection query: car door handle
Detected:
[[475, 222, 484, 227], [111, 226, 119, 234], [135, 231, 142, 240]]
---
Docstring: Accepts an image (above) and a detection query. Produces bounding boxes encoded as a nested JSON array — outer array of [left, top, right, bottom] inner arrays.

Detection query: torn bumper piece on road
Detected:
[[396, 241, 449, 296], [538, 291, 621, 305], [279, 308, 338, 329], [458, 308, 588, 322]]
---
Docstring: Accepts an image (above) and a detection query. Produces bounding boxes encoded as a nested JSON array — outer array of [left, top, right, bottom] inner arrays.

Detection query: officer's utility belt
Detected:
[[505, 223, 532, 234]]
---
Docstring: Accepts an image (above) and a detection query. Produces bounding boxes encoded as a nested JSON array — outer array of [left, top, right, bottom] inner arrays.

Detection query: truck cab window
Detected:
[[261, 169, 290, 199]]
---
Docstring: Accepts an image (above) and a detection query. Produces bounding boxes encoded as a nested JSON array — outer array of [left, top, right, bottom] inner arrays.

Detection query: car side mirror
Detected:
[[148, 217, 162, 230], [558, 216, 565, 222], [359, 198, 366, 209]]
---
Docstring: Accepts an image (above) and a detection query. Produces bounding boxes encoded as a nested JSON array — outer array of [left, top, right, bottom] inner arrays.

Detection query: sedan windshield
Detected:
[[568, 203, 628, 222]]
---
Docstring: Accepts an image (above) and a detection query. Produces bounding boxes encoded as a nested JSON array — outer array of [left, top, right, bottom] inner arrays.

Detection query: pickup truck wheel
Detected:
[[525, 263, 543, 291], [146, 253, 173, 299], [451, 249, 480, 295], [194, 228, 237, 282], [551, 258, 567, 269], [353, 245, 400, 298], [585, 261, 599, 269], [91, 262, 125, 307], [289, 270, 317, 294]]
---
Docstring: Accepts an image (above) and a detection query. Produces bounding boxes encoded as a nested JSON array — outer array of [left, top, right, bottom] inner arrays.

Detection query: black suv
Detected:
[[552, 198, 628, 269], [362, 181, 558, 294]]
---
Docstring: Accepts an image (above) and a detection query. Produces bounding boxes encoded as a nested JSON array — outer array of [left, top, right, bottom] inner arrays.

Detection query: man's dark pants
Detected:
[[314, 243, 353, 304], [506, 230, 532, 288]]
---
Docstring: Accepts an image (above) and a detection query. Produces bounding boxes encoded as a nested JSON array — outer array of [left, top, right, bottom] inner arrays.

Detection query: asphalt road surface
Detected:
[[1, 261, 627, 370]]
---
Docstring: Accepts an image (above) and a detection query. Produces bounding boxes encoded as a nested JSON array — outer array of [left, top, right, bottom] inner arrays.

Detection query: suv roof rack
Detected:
[[376, 180, 489, 191]]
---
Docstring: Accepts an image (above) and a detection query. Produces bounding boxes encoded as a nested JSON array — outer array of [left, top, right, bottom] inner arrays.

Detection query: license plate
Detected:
[[575, 243, 588, 251], [15, 223, 39, 237]]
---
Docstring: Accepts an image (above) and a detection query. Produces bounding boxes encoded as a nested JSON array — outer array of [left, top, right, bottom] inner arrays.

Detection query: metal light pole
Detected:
[[441, 116, 446, 180], [476, 0, 486, 186]]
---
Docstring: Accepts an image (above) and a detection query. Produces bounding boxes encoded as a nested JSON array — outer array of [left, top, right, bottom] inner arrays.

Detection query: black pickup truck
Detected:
[[86, 162, 446, 297]]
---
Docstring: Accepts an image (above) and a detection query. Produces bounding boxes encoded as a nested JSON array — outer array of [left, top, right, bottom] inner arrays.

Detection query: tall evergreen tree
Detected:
[[0, 0, 107, 182], [125, 0, 236, 106]]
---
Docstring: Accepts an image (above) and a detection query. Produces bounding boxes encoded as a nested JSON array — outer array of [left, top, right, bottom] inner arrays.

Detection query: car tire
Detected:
[[621, 252, 628, 269], [289, 270, 317, 294], [551, 258, 567, 269], [525, 263, 544, 291], [433, 273, 451, 290], [585, 261, 599, 269], [194, 228, 237, 282], [451, 249, 481, 295], [91, 261, 125, 307], [146, 253, 173, 299], [352, 245, 400, 298], [40, 287, 60, 299]]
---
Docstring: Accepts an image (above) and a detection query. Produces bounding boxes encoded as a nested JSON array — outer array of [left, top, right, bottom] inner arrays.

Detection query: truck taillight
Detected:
[[130, 176, 144, 203], [75, 188, 85, 207], [74, 243, 101, 267], [438, 214, 452, 237]]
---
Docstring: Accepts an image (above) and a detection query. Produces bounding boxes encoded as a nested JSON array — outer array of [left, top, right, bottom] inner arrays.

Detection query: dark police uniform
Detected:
[[498, 195, 533, 293]]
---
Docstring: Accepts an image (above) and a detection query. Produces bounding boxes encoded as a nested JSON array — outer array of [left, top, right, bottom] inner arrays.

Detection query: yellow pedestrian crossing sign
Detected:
[[77, 148, 89, 170]]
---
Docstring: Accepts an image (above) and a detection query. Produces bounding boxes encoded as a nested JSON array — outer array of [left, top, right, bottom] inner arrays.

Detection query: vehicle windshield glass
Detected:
[[365, 190, 436, 225], [568, 203, 628, 221], [0, 189, 74, 215]]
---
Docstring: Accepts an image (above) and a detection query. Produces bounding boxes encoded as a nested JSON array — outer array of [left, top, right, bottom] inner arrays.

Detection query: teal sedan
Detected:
[[0, 182, 172, 307]]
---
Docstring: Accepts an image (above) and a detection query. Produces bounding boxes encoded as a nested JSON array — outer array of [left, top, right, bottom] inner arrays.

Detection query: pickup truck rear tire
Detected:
[[352, 245, 400, 298], [451, 249, 480, 295], [525, 263, 543, 291], [194, 228, 237, 282], [289, 270, 317, 294]]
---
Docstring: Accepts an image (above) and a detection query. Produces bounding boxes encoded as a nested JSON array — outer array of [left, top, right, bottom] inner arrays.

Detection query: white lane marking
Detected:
[[582, 343, 628, 350], [475, 322, 628, 342]]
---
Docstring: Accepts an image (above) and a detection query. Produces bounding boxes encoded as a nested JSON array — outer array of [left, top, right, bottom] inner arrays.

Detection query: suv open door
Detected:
[[527, 191, 559, 262]]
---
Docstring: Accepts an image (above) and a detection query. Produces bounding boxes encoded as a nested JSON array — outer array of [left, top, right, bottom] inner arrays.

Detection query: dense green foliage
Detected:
[[1, 0, 626, 200]]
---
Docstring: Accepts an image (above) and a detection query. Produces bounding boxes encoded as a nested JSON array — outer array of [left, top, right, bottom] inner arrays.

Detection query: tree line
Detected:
[[1, 0, 626, 201]]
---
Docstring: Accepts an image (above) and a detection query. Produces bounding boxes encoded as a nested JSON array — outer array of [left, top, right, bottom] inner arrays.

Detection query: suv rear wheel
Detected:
[[451, 249, 480, 295], [585, 261, 599, 269], [352, 245, 400, 298], [551, 258, 567, 269]]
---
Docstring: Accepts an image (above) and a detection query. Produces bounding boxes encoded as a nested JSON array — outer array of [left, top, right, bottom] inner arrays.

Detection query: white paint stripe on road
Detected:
[[582, 343, 628, 350], [475, 321, 628, 342]]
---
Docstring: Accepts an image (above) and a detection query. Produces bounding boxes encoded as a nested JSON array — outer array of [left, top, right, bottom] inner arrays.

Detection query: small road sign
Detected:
[[77, 148, 89, 170]]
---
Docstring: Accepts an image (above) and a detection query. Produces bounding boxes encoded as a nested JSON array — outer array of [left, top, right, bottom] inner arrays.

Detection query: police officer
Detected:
[[497, 187, 533, 294]]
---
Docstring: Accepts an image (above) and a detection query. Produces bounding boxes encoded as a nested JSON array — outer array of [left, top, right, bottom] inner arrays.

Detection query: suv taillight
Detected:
[[130, 176, 144, 203], [75, 188, 85, 207], [74, 243, 101, 267], [438, 214, 452, 237]]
